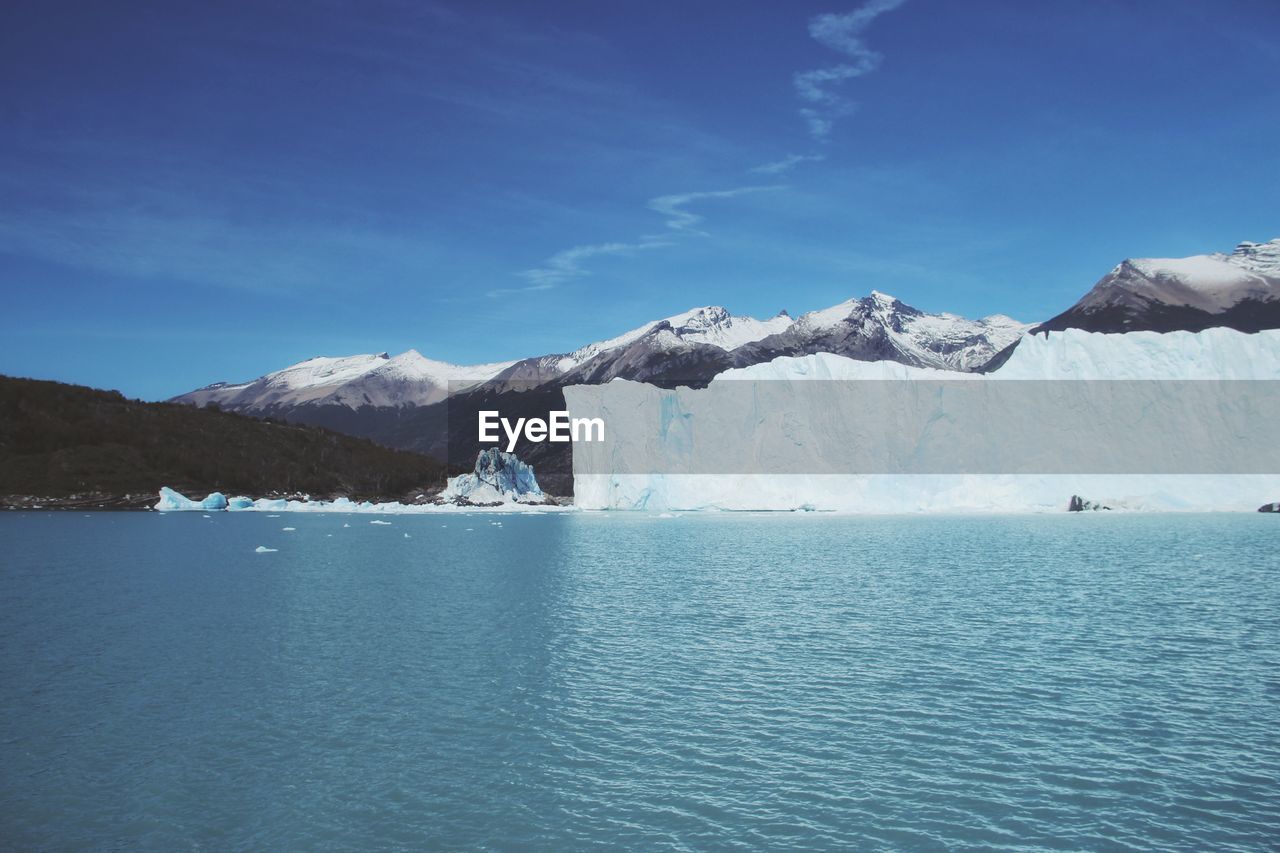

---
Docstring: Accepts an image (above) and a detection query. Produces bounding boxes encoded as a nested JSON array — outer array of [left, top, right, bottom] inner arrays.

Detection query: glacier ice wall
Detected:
[[565, 329, 1280, 512]]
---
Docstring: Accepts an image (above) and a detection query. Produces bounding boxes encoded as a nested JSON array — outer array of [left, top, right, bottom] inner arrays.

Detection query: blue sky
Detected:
[[2, 0, 1278, 399]]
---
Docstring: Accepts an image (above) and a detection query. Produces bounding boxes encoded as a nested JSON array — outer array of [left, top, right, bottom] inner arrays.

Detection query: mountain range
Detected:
[[173, 236, 1280, 491]]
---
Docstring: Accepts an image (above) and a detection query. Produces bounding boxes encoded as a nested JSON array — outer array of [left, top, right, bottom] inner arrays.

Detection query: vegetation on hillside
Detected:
[[0, 375, 448, 502]]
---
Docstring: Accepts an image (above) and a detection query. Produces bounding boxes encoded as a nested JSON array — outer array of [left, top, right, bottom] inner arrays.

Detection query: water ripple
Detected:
[[1, 512, 1277, 849]]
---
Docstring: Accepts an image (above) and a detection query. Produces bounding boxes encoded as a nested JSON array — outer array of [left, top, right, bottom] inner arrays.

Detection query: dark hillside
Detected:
[[0, 375, 448, 504]]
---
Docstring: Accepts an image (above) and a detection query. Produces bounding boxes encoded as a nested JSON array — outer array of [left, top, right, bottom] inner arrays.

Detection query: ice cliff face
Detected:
[[567, 328, 1280, 512], [438, 449, 548, 506], [720, 327, 1280, 381]]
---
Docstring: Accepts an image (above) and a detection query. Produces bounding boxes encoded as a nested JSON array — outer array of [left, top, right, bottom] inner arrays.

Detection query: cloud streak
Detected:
[[749, 153, 827, 175], [507, 184, 786, 295], [794, 0, 908, 140], [503, 239, 671, 295], [647, 185, 785, 234], [508, 5, 911, 298]]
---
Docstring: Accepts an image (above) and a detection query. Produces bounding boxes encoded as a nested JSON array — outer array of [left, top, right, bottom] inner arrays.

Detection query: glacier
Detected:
[[566, 328, 1280, 513]]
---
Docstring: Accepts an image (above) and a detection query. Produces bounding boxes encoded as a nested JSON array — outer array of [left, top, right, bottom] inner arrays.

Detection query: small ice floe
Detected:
[[202, 514, 212, 518], [154, 487, 228, 512], [342, 523, 351, 528], [326, 533, 333, 537], [282, 527, 296, 532], [464, 528, 473, 531], [254, 546, 277, 553], [370, 520, 392, 526], [267, 514, 281, 518], [403, 533, 411, 538]]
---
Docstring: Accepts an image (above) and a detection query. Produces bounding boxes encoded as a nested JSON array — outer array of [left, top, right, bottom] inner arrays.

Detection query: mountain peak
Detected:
[[1225, 237, 1280, 276], [1038, 237, 1280, 334], [757, 292, 1030, 371]]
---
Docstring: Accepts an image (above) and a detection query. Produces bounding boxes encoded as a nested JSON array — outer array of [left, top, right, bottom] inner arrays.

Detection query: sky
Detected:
[[2, 0, 1278, 400]]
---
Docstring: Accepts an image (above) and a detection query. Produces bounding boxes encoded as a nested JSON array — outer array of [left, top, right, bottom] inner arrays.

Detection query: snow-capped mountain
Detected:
[[171, 234, 1280, 475], [732, 291, 1030, 372], [489, 306, 793, 388], [1037, 238, 1280, 334], [173, 296, 1023, 430], [175, 350, 516, 412]]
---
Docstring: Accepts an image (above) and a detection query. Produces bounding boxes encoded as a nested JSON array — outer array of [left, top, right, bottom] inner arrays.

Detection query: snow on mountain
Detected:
[[176, 349, 516, 411], [568, 326, 1280, 512], [1037, 238, 1280, 334], [525, 306, 792, 376], [1226, 238, 1280, 275], [733, 291, 1030, 372], [472, 305, 793, 392]]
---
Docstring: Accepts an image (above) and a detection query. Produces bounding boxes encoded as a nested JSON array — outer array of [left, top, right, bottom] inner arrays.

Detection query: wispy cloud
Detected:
[[794, 0, 908, 140], [647, 185, 785, 235], [506, 184, 786, 295], [749, 153, 827, 175], [501, 239, 671, 295], [504, 3, 907, 298]]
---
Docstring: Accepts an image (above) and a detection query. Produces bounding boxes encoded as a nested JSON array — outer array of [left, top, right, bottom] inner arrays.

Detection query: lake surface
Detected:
[[2, 511, 1278, 850]]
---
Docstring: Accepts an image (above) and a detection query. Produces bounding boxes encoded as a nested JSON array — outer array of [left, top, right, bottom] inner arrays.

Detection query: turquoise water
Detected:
[[2, 512, 1278, 850]]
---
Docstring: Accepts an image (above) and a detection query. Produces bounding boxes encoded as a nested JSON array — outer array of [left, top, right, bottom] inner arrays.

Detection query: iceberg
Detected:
[[437, 449, 549, 506], [565, 328, 1280, 513], [154, 487, 229, 512], [153, 468, 566, 515]]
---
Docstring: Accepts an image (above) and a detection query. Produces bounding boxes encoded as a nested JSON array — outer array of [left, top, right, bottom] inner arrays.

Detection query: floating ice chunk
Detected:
[[155, 487, 229, 512], [282, 527, 296, 532], [403, 533, 411, 538], [370, 520, 392, 525], [254, 546, 277, 553], [227, 496, 254, 510], [438, 449, 548, 506]]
